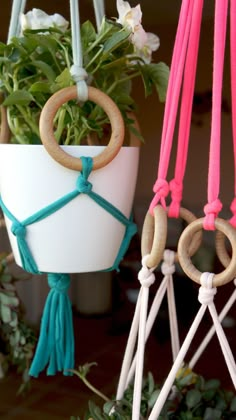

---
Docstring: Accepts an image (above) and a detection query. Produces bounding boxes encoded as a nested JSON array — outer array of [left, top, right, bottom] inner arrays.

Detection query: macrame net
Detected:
[[115, 0, 236, 418]]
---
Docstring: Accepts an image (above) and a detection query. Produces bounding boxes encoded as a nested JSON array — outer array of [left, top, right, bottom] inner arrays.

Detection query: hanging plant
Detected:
[[0, 2, 169, 146]]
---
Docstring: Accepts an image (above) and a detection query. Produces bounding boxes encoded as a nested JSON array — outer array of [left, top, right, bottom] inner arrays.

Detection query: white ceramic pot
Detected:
[[0, 144, 139, 273]]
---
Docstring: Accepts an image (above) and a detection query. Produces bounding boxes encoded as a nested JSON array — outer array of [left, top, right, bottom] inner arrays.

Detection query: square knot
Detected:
[[48, 273, 71, 293], [11, 221, 26, 238], [76, 174, 92, 193], [198, 272, 217, 305]]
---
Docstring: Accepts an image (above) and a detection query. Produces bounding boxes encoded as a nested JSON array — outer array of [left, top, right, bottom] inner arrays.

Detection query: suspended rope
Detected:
[[7, 0, 26, 42], [93, 0, 105, 31]]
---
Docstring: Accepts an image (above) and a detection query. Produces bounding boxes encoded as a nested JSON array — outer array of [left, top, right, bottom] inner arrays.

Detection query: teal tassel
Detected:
[[29, 273, 74, 377]]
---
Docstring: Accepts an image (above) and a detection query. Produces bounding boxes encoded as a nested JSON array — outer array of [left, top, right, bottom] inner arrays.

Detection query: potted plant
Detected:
[[0, 1, 169, 274], [70, 363, 236, 419]]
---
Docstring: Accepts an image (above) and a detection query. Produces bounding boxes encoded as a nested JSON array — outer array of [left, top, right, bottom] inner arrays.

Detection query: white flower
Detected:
[[116, 0, 160, 64], [20, 8, 69, 33]]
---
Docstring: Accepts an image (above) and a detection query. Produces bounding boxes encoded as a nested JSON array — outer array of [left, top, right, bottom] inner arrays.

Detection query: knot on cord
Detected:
[[11, 221, 26, 238], [198, 272, 217, 305], [76, 156, 93, 193], [161, 249, 175, 276], [48, 273, 71, 293], [153, 179, 169, 197], [138, 255, 156, 288], [70, 65, 88, 102], [149, 179, 169, 214], [76, 174, 92, 193], [168, 179, 183, 218], [230, 198, 236, 228], [203, 198, 222, 230]]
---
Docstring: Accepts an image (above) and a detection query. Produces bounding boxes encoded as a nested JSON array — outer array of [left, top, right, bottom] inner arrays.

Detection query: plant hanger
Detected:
[[0, 0, 140, 377], [116, 0, 236, 418]]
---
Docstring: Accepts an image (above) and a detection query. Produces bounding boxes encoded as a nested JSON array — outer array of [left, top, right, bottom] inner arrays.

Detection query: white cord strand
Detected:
[[115, 290, 142, 401], [132, 256, 156, 420], [8, 0, 26, 43], [189, 279, 236, 369], [126, 249, 178, 387], [149, 272, 236, 419], [69, 0, 88, 102], [93, 0, 105, 31]]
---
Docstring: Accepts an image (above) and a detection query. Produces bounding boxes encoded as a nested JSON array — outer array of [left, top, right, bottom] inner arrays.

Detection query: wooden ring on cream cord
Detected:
[[141, 206, 202, 269], [39, 86, 125, 171], [178, 217, 236, 287], [141, 205, 167, 269], [215, 229, 234, 269], [0, 218, 14, 265]]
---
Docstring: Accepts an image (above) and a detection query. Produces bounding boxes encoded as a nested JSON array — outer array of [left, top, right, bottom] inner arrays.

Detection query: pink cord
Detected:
[[230, 0, 236, 227], [203, 0, 228, 230], [168, 0, 204, 218], [149, 0, 194, 213]]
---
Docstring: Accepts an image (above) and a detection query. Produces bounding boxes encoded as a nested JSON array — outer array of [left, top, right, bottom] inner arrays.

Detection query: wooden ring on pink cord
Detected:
[[0, 218, 14, 265], [178, 217, 236, 287], [141, 205, 167, 269], [39, 86, 125, 171]]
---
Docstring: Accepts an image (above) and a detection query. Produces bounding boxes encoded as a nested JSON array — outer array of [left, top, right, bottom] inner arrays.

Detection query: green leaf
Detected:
[[53, 68, 73, 91], [148, 389, 159, 409], [31, 60, 56, 81], [205, 379, 221, 390], [140, 62, 169, 102], [3, 90, 34, 106], [203, 407, 222, 420], [81, 20, 96, 50], [29, 81, 52, 93], [1, 304, 11, 323], [103, 28, 131, 54], [186, 389, 202, 409], [103, 400, 115, 414]]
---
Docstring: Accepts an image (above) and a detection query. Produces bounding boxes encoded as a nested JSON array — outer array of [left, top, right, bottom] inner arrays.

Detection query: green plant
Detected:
[[0, 2, 169, 146], [0, 254, 36, 394], [70, 363, 236, 419]]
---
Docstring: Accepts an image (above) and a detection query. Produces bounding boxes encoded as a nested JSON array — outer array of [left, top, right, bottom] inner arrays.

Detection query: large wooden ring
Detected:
[[178, 217, 236, 286], [215, 229, 234, 269], [0, 218, 14, 265], [141, 205, 167, 269], [39, 86, 125, 171]]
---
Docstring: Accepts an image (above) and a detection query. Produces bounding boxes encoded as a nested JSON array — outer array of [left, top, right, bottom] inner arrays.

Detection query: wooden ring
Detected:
[[215, 230, 232, 268], [169, 207, 202, 262], [141, 205, 167, 269], [178, 217, 236, 287], [39, 86, 125, 171], [0, 218, 14, 265]]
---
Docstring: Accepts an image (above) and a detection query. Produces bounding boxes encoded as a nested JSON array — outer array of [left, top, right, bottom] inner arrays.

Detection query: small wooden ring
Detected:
[[0, 218, 14, 265], [141, 205, 167, 269], [169, 207, 202, 262], [178, 217, 236, 287], [39, 86, 125, 171]]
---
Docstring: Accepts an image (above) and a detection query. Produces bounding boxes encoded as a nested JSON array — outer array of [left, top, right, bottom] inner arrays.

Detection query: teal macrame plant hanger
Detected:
[[0, 0, 139, 377]]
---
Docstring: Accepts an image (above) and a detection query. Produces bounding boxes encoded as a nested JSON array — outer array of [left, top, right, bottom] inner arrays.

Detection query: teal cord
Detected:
[[0, 156, 137, 376]]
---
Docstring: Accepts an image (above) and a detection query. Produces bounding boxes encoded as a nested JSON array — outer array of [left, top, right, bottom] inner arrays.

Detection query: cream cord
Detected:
[[93, 0, 105, 31], [69, 0, 88, 102], [7, 0, 26, 42], [149, 272, 236, 419]]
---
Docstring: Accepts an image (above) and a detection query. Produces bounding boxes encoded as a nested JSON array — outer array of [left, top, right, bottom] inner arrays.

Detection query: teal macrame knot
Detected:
[[11, 221, 26, 238], [29, 273, 74, 377], [76, 174, 92, 193], [48, 273, 70, 292]]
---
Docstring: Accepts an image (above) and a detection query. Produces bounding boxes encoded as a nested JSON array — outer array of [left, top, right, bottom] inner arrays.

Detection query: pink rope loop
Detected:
[[230, 0, 236, 226], [203, 198, 223, 230], [204, 0, 228, 230], [149, 179, 169, 215], [168, 179, 183, 218]]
